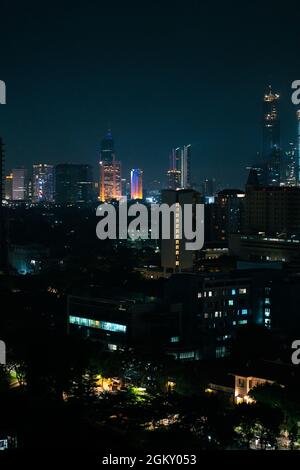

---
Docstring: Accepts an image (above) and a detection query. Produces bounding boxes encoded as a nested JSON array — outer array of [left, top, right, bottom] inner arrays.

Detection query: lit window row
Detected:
[[69, 315, 127, 333]]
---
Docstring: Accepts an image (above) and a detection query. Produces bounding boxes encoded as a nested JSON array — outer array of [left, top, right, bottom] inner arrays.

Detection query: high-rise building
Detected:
[[243, 186, 300, 237], [12, 168, 27, 200], [167, 145, 191, 190], [261, 86, 281, 186], [297, 110, 300, 185], [202, 178, 216, 197], [161, 189, 200, 275], [5, 173, 13, 200], [206, 189, 245, 242], [55, 164, 94, 204], [32, 164, 54, 203], [281, 142, 298, 187], [130, 168, 143, 200], [99, 130, 122, 201], [181, 144, 191, 189]]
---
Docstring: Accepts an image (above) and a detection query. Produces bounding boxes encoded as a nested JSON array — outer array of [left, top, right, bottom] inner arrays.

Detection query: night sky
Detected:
[[0, 0, 299, 188]]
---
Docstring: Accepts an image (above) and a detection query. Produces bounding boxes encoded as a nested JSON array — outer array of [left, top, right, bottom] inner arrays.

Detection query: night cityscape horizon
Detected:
[[1, 0, 300, 461]]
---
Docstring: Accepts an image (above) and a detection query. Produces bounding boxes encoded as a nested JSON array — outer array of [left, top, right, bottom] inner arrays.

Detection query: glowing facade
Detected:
[[99, 130, 122, 201], [32, 164, 54, 203], [130, 168, 143, 200]]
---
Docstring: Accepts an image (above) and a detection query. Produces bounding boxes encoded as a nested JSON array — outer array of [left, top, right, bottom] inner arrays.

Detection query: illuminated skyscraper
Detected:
[[167, 145, 191, 190], [261, 86, 281, 186], [5, 174, 13, 200], [12, 168, 27, 200], [297, 110, 300, 185], [130, 168, 143, 200], [32, 164, 54, 203], [161, 189, 200, 275], [282, 142, 297, 187], [99, 130, 122, 201]]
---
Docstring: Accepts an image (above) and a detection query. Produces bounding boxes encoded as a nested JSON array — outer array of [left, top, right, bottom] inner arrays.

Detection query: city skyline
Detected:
[[1, 2, 300, 188]]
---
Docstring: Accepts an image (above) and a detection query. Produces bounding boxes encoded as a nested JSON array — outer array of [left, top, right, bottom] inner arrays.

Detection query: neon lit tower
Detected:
[[130, 168, 143, 200], [99, 130, 122, 201]]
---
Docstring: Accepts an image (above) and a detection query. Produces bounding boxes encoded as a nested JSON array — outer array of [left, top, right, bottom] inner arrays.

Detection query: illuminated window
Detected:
[[238, 320, 247, 325], [239, 288, 247, 294], [228, 300, 234, 306], [179, 351, 195, 359], [231, 289, 236, 295], [265, 308, 270, 317], [69, 316, 127, 333], [175, 261, 179, 266], [265, 298, 270, 305], [170, 336, 179, 343], [216, 346, 226, 358], [198, 292, 202, 298], [208, 291, 212, 297], [204, 313, 209, 319], [241, 309, 248, 315]]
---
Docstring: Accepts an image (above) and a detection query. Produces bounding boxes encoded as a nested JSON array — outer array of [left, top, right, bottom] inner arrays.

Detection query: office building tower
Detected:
[[181, 144, 191, 189], [5, 174, 13, 200], [167, 145, 191, 190], [130, 168, 143, 200], [0, 139, 8, 271], [202, 178, 216, 197], [161, 189, 200, 275], [32, 164, 54, 203], [55, 164, 95, 204], [12, 168, 27, 200], [261, 86, 281, 186], [207, 189, 245, 242], [282, 142, 298, 187], [297, 110, 300, 185], [99, 130, 122, 201], [243, 186, 300, 237]]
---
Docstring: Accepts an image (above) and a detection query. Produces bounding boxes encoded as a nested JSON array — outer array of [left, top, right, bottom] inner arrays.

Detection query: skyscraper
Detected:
[[130, 168, 143, 200], [55, 164, 95, 204], [161, 189, 200, 275], [99, 130, 122, 201], [12, 168, 27, 200], [261, 86, 281, 186], [181, 144, 191, 189], [5, 174, 13, 200], [282, 142, 297, 187], [297, 110, 300, 185], [167, 145, 191, 190], [32, 164, 54, 203]]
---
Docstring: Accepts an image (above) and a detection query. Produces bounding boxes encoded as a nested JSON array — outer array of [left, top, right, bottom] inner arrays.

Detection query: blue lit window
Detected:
[[265, 298, 270, 305], [69, 316, 126, 333], [231, 289, 236, 295], [265, 308, 270, 317], [241, 309, 248, 315], [170, 336, 179, 343], [238, 320, 248, 325], [228, 300, 234, 306]]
